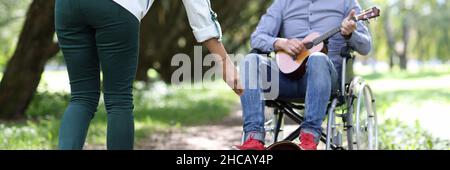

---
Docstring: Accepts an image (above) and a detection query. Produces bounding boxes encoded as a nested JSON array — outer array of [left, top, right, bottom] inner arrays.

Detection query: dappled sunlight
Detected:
[[383, 101, 450, 140], [1, 70, 240, 149], [38, 71, 70, 93], [359, 68, 450, 149], [368, 74, 450, 92]]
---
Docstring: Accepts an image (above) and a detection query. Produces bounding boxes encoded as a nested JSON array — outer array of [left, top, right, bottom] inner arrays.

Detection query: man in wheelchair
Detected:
[[236, 0, 372, 150]]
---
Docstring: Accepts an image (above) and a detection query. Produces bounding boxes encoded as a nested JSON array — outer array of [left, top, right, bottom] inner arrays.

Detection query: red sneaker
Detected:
[[299, 131, 319, 150], [235, 137, 265, 150]]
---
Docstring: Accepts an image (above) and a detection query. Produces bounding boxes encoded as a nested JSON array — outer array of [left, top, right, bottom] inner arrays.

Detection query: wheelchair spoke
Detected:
[[261, 76, 378, 150], [343, 77, 379, 150]]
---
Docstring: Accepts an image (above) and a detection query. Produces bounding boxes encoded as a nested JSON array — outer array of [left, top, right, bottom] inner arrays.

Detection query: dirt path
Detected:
[[84, 106, 305, 150], [136, 108, 245, 150], [83, 106, 301, 150]]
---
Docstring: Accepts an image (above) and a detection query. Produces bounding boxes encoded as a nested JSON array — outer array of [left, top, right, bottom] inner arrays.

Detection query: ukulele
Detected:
[[276, 7, 380, 79], [266, 141, 302, 150]]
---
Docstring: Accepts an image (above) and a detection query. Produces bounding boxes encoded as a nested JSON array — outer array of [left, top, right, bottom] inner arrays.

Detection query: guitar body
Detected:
[[274, 7, 380, 80], [266, 141, 302, 150], [275, 32, 325, 79]]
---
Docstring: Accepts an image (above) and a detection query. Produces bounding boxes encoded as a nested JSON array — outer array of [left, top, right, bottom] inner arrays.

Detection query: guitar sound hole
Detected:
[[304, 42, 314, 49]]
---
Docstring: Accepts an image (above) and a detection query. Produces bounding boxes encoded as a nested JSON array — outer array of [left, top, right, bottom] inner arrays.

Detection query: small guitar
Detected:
[[276, 7, 380, 79], [266, 141, 302, 150]]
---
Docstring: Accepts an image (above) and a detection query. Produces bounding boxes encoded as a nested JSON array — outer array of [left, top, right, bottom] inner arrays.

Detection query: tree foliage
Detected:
[[0, 0, 272, 118], [136, 0, 272, 82], [368, 0, 450, 70]]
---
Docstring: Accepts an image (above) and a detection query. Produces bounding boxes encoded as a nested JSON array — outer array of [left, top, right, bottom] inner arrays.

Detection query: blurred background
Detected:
[[0, 0, 449, 150]]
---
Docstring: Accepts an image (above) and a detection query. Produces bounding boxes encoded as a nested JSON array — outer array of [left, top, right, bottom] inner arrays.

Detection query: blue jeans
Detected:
[[240, 52, 338, 143]]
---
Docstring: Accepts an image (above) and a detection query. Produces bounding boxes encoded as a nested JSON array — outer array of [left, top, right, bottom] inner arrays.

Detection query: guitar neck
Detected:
[[312, 26, 341, 46], [311, 16, 361, 46]]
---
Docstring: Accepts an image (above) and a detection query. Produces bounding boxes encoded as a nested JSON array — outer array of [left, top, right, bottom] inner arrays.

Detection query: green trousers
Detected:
[[55, 0, 139, 150]]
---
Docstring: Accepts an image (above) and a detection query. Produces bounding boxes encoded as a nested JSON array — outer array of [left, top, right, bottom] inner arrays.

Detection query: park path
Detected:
[[84, 106, 299, 150], [135, 106, 301, 150], [135, 108, 245, 150]]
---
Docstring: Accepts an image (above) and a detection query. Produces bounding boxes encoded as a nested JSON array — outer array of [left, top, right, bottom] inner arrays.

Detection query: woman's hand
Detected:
[[203, 38, 244, 96], [221, 57, 244, 96]]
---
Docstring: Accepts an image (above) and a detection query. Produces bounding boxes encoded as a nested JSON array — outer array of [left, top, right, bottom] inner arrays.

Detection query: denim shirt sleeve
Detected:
[[250, 0, 284, 53], [182, 0, 222, 43], [346, 0, 372, 55]]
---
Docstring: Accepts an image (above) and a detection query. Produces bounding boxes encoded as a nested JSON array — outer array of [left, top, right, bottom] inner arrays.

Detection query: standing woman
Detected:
[[55, 0, 242, 150]]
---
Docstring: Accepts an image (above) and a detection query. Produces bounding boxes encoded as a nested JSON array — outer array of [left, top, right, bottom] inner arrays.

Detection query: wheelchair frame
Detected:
[[262, 48, 378, 150]]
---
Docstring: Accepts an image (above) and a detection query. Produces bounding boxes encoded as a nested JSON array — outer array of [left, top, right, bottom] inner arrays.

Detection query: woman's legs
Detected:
[[56, 0, 140, 150], [56, 0, 100, 150], [93, 4, 140, 150]]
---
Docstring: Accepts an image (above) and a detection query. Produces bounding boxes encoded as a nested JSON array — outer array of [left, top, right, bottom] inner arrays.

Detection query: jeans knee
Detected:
[[307, 52, 332, 71], [104, 93, 134, 113], [306, 52, 334, 81], [70, 92, 100, 112], [307, 52, 329, 66]]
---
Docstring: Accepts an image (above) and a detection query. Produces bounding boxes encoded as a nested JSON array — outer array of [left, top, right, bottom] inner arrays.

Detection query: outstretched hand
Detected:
[[203, 38, 244, 96], [222, 57, 244, 96]]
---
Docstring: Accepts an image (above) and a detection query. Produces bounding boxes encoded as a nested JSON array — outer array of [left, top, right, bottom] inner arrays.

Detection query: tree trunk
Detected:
[[136, 1, 193, 83], [0, 0, 59, 119], [399, 15, 410, 70], [389, 51, 395, 69], [383, 7, 396, 70]]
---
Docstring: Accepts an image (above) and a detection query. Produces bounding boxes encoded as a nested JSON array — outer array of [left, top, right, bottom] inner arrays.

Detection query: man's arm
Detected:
[[343, 0, 373, 55], [250, 0, 284, 53]]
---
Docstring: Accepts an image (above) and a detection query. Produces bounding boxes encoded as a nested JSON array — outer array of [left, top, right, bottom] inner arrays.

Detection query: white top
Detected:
[[113, 0, 222, 43]]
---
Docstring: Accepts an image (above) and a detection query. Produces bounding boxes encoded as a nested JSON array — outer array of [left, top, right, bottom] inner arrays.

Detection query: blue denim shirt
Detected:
[[251, 0, 372, 67]]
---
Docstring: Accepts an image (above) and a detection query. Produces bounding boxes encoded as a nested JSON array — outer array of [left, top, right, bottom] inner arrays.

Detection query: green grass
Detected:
[[359, 68, 450, 149], [0, 74, 239, 149], [378, 119, 450, 150], [2, 68, 450, 149], [363, 69, 450, 81]]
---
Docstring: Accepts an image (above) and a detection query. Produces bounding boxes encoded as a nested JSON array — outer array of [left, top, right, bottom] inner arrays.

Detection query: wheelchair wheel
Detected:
[[347, 77, 378, 150]]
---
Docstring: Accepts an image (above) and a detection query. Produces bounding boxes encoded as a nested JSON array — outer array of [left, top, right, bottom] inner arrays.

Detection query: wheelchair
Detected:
[[252, 47, 378, 150]]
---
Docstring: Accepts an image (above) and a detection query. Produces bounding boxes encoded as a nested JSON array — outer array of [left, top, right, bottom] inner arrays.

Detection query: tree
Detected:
[[0, 0, 272, 119], [370, 0, 450, 70], [0, 0, 28, 27], [0, 0, 58, 119], [0, 0, 30, 66], [136, 0, 271, 83], [383, 2, 412, 70]]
